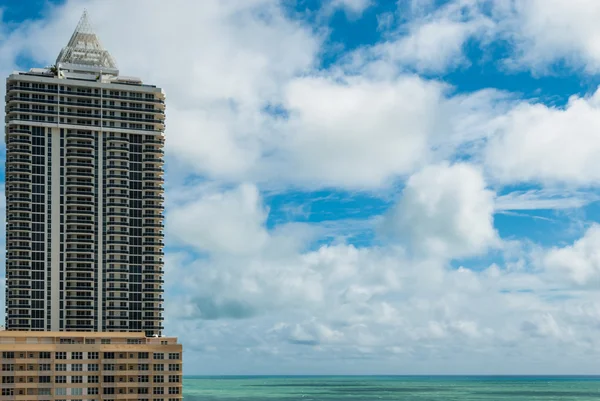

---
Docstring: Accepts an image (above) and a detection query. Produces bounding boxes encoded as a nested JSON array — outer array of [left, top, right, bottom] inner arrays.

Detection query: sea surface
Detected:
[[183, 376, 600, 400]]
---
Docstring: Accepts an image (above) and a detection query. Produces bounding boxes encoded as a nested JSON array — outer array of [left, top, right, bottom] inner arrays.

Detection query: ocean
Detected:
[[183, 376, 600, 400]]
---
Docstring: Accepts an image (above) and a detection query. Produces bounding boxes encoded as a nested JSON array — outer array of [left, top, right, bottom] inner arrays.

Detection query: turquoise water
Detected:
[[183, 376, 600, 400]]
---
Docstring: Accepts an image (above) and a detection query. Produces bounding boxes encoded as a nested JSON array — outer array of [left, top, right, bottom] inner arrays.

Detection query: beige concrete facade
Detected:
[[0, 331, 182, 401]]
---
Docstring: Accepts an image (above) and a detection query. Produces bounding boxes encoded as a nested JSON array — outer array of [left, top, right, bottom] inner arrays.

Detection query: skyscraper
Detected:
[[5, 11, 165, 336]]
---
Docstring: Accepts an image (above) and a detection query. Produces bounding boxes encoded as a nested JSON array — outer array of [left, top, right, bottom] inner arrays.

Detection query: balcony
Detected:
[[107, 154, 129, 161], [66, 161, 94, 168], [6, 137, 31, 145], [67, 170, 95, 177], [66, 151, 94, 159], [66, 132, 95, 140]]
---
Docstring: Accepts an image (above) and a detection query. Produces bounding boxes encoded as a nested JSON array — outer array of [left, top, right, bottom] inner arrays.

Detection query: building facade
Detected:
[[0, 331, 182, 401], [5, 12, 165, 336]]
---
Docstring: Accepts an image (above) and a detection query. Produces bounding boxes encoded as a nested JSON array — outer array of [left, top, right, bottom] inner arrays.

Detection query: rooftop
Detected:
[[0, 331, 175, 339], [55, 10, 119, 75], [0, 331, 141, 338]]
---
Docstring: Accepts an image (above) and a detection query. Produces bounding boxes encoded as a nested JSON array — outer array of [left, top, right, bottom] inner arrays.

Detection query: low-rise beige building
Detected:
[[0, 331, 182, 401]]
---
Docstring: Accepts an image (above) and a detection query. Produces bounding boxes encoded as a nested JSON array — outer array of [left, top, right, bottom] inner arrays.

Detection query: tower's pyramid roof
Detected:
[[56, 10, 118, 73]]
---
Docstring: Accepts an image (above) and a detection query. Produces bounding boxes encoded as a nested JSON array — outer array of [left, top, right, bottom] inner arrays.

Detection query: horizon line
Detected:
[[181, 374, 600, 378]]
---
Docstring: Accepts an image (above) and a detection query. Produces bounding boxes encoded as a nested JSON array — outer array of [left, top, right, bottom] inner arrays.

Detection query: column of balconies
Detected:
[[5, 126, 33, 329], [141, 135, 165, 335], [105, 136, 131, 331], [65, 131, 96, 330]]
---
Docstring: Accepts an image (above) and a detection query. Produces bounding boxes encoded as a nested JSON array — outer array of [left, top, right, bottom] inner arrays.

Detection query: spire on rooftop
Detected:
[[56, 10, 118, 74]]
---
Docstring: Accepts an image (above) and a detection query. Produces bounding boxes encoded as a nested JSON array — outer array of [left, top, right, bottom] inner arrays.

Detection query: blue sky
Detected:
[[3, 0, 600, 375]]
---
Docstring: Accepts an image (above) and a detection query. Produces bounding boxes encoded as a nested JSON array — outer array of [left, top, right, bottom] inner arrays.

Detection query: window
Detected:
[[153, 353, 164, 360], [2, 389, 14, 396], [39, 352, 51, 359], [39, 389, 51, 396], [71, 351, 83, 359], [153, 387, 164, 395], [168, 375, 180, 383], [2, 376, 14, 384], [138, 364, 149, 371], [104, 364, 115, 371], [169, 387, 181, 395], [168, 353, 180, 360], [39, 376, 51, 383], [39, 363, 51, 371], [2, 352, 14, 358], [139, 352, 149, 359], [72, 363, 83, 371], [56, 352, 67, 359], [88, 388, 99, 395], [55, 376, 66, 383], [104, 376, 115, 383], [154, 364, 164, 371], [153, 375, 164, 383], [72, 388, 83, 396], [88, 352, 99, 359], [71, 375, 83, 383], [104, 388, 115, 395], [138, 375, 149, 383], [88, 363, 99, 371], [56, 363, 67, 371], [1, 364, 13, 371], [88, 375, 99, 383], [104, 352, 115, 359], [85, 338, 96, 344], [168, 364, 180, 371]]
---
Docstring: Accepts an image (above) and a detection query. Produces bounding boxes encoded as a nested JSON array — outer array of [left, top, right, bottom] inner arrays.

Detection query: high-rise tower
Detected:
[[5, 11, 165, 336]]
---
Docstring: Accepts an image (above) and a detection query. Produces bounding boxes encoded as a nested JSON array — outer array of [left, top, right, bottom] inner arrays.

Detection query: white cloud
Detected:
[[167, 184, 269, 255], [544, 224, 600, 286], [495, 188, 600, 211], [348, 0, 493, 74], [160, 180, 600, 374], [498, 0, 600, 73], [372, 17, 488, 73], [262, 75, 444, 189], [385, 163, 498, 259], [357, 0, 600, 75], [484, 89, 600, 185], [5, 0, 572, 193], [168, 234, 600, 373], [328, 0, 372, 16]]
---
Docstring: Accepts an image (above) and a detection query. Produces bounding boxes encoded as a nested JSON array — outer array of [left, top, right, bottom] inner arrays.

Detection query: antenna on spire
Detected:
[[55, 10, 118, 75]]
